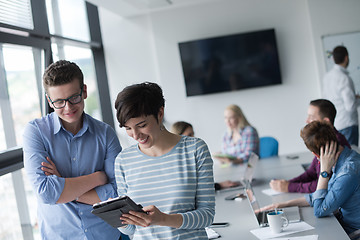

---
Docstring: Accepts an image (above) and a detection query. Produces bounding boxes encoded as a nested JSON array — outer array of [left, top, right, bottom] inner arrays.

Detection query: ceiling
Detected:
[[87, 0, 219, 17]]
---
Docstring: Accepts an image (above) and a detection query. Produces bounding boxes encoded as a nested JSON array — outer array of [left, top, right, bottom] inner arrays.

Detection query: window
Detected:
[[0, 1, 113, 239], [46, 0, 90, 42], [2, 44, 43, 147], [0, 112, 5, 151], [0, 43, 43, 240], [0, 0, 34, 30], [0, 173, 23, 239], [52, 44, 101, 119]]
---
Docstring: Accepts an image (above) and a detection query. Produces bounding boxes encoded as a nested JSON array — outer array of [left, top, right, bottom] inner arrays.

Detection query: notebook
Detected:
[[245, 182, 301, 227]]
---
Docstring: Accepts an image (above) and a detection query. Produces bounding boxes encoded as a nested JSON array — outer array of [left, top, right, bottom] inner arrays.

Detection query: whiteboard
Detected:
[[322, 31, 360, 93]]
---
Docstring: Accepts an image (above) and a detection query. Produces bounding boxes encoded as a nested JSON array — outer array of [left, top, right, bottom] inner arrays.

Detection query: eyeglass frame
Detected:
[[46, 87, 84, 109]]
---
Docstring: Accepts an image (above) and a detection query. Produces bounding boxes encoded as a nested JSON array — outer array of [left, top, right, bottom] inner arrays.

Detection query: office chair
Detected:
[[259, 136, 279, 159]]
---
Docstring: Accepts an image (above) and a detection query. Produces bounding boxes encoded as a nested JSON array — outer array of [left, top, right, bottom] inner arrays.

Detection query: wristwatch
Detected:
[[320, 171, 330, 178]]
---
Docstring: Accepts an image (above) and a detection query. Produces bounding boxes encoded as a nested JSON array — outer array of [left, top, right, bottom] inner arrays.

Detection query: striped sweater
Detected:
[[115, 136, 215, 239]]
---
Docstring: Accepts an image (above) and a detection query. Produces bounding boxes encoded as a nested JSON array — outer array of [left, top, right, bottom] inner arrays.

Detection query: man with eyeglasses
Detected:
[[22, 60, 127, 240]]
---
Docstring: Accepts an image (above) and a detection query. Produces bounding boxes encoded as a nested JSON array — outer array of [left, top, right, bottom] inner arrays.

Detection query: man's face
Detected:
[[46, 79, 87, 130], [306, 105, 322, 124]]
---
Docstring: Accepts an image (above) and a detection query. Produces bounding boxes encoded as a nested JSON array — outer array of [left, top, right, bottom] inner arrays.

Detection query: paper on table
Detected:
[[262, 188, 283, 196], [275, 235, 318, 240], [250, 221, 315, 240], [205, 227, 221, 239]]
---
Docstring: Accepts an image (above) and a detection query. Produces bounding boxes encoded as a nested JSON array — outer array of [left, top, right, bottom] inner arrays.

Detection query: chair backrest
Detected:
[[259, 136, 279, 159]]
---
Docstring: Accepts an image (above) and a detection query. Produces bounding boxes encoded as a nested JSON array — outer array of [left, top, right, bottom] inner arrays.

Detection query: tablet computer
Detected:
[[213, 153, 236, 160], [91, 195, 144, 228]]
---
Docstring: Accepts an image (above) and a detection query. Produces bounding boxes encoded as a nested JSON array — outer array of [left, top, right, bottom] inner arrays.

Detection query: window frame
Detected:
[[0, 0, 114, 175]]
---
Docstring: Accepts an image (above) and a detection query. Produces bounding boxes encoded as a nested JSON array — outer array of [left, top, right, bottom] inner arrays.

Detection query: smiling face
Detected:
[[46, 79, 87, 131], [124, 108, 163, 150], [224, 108, 240, 130]]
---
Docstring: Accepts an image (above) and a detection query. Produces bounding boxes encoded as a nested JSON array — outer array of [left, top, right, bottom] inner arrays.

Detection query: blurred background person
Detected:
[[323, 45, 359, 146], [270, 99, 350, 193], [214, 104, 259, 164], [261, 121, 360, 237]]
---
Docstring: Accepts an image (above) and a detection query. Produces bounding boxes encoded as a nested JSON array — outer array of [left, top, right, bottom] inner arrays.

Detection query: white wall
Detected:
[[307, 0, 360, 81], [98, 0, 359, 155]]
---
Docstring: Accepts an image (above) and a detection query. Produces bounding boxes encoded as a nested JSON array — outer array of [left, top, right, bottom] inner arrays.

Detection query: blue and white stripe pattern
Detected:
[[115, 136, 215, 239]]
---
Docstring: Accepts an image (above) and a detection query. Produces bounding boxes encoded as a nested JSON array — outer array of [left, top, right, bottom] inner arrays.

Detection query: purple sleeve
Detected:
[[288, 157, 319, 193]]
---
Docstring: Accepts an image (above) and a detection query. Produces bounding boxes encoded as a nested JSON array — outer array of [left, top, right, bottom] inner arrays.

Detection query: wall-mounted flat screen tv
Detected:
[[178, 29, 282, 96]]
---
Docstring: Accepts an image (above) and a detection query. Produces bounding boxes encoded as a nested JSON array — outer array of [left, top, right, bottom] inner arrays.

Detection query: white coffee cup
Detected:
[[267, 210, 289, 233]]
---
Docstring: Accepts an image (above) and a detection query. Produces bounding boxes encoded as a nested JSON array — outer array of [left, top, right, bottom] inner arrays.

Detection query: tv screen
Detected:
[[178, 29, 282, 96]]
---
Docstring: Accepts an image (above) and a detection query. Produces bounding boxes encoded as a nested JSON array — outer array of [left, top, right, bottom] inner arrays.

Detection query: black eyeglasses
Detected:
[[47, 88, 83, 109]]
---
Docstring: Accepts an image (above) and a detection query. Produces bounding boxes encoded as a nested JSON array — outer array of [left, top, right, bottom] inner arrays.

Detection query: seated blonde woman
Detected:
[[215, 104, 259, 164], [171, 121, 240, 191]]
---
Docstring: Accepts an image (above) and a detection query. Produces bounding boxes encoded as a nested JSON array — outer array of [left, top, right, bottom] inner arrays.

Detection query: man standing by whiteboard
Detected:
[[323, 45, 360, 146]]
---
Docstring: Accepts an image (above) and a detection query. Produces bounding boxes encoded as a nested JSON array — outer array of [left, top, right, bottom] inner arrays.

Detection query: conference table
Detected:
[[212, 151, 350, 239]]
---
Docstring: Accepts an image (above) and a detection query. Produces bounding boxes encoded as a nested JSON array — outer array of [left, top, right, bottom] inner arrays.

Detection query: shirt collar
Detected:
[[333, 146, 351, 173], [53, 113, 62, 134], [334, 64, 349, 75], [53, 112, 91, 136]]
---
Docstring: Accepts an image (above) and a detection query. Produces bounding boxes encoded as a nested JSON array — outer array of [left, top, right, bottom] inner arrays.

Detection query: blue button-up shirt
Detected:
[[305, 147, 360, 234], [23, 112, 122, 240]]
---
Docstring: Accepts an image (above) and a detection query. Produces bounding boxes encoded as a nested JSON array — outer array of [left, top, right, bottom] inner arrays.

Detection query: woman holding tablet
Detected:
[[114, 82, 215, 239]]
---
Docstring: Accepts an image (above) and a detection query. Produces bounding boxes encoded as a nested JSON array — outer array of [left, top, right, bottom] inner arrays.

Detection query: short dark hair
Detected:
[[332, 46, 348, 64], [171, 121, 193, 135], [115, 82, 165, 127], [300, 121, 338, 156], [310, 99, 337, 125], [43, 60, 84, 91]]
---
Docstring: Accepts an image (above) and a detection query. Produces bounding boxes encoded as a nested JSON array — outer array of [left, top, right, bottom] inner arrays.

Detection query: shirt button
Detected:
[[80, 212, 83, 215], [73, 157, 76, 161], [85, 229, 87, 232], [323, 207, 327, 210]]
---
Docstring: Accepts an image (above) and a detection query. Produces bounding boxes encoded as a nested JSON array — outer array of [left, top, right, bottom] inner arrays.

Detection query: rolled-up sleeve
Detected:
[[95, 128, 121, 201], [23, 122, 65, 204], [307, 174, 357, 217]]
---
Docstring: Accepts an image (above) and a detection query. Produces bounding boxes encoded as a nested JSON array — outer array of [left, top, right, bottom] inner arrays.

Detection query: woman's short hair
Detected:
[[300, 121, 338, 156], [115, 82, 165, 127], [225, 104, 250, 129], [43, 60, 84, 91], [171, 121, 192, 135]]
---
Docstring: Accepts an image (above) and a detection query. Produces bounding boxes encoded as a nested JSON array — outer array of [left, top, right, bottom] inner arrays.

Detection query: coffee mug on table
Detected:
[[267, 210, 289, 233]]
